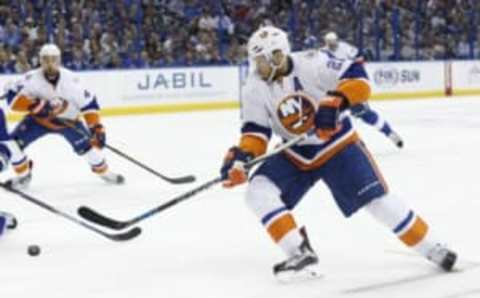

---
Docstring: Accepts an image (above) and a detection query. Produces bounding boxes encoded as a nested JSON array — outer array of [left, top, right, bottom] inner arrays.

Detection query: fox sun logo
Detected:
[[276, 92, 316, 134]]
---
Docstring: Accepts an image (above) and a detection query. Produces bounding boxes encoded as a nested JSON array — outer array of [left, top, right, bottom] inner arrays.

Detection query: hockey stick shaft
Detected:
[[78, 133, 308, 229], [59, 119, 195, 184], [104, 144, 195, 183], [0, 182, 141, 241]]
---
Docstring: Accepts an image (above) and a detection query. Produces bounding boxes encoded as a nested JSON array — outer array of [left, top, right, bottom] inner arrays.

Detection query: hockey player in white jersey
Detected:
[[220, 26, 456, 282], [323, 32, 404, 148], [0, 108, 18, 237], [5, 44, 124, 189], [323, 31, 359, 60]]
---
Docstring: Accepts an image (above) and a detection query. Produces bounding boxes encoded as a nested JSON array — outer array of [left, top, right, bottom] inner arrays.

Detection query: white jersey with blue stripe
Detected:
[[241, 50, 360, 169]]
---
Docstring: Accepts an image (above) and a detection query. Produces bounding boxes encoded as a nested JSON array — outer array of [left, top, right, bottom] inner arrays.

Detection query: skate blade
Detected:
[[275, 265, 323, 283]]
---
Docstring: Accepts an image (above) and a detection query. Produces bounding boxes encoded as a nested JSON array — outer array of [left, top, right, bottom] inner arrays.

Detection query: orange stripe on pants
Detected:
[[267, 213, 297, 242], [399, 216, 429, 246]]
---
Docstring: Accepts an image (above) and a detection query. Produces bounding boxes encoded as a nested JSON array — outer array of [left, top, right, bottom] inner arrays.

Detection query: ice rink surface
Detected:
[[1, 96, 479, 298]]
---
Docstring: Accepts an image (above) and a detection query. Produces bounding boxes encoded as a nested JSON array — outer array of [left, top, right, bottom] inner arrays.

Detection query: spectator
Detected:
[[1, 0, 479, 74], [198, 8, 217, 31], [3, 19, 21, 48], [14, 50, 31, 73], [0, 46, 15, 74], [65, 47, 86, 70], [457, 35, 470, 59]]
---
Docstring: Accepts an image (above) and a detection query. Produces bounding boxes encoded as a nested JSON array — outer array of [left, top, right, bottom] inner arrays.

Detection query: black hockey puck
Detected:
[[27, 245, 41, 257]]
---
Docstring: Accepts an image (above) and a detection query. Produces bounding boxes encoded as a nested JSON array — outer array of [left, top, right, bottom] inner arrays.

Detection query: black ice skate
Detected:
[[100, 171, 125, 185], [273, 227, 322, 283], [388, 131, 404, 148], [427, 243, 457, 271]]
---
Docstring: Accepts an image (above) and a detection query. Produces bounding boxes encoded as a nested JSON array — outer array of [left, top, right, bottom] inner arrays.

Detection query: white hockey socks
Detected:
[[246, 176, 304, 257], [364, 193, 446, 258], [84, 147, 108, 174], [6, 140, 31, 177]]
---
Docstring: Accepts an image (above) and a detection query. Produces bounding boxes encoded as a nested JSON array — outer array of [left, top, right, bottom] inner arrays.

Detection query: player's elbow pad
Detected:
[[239, 135, 268, 157], [336, 79, 371, 105], [83, 112, 101, 127]]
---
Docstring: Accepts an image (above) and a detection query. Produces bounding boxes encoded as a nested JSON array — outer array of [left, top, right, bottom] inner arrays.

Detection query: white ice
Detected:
[[0, 96, 479, 298]]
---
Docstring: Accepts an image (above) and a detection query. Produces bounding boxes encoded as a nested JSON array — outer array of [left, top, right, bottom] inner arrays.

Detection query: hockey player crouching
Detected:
[[220, 26, 457, 282], [5, 44, 124, 189]]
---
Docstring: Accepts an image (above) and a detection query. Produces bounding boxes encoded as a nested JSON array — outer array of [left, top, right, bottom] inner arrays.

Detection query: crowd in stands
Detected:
[[1, 0, 479, 74]]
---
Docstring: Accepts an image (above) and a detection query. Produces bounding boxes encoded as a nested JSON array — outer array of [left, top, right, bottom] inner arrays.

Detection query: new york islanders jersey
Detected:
[[7, 67, 99, 122], [322, 41, 359, 60], [240, 50, 370, 170]]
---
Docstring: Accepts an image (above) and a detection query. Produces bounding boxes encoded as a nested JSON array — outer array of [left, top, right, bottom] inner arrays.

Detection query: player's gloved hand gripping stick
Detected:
[[58, 118, 196, 184], [76, 133, 309, 230]]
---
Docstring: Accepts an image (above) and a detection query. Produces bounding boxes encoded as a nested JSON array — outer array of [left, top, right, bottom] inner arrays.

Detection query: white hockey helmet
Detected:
[[247, 25, 291, 61], [324, 32, 338, 42], [39, 43, 61, 58]]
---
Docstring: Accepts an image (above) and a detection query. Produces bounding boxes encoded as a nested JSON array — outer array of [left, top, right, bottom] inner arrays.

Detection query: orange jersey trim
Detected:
[[31, 116, 69, 131], [239, 134, 268, 157], [10, 95, 35, 112], [285, 132, 360, 171], [83, 112, 101, 127], [337, 79, 371, 105]]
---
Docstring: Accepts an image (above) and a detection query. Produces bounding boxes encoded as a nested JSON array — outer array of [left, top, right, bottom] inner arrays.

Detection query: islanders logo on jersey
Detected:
[[276, 92, 316, 134]]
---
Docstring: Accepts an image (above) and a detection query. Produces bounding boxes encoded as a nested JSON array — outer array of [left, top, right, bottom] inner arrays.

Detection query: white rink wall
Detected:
[[77, 66, 240, 106], [1, 60, 479, 119], [366, 61, 445, 98]]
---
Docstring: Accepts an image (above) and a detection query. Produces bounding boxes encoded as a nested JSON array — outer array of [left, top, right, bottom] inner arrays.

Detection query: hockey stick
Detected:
[[0, 182, 141, 241], [77, 133, 308, 230], [59, 119, 196, 184], [103, 144, 195, 184]]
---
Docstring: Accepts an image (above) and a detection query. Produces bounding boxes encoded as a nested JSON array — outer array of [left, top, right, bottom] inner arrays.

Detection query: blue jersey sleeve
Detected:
[[340, 62, 369, 80]]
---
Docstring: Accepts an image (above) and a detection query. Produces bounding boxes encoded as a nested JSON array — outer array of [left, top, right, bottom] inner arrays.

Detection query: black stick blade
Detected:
[[167, 175, 196, 184], [78, 206, 129, 230], [108, 227, 142, 241]]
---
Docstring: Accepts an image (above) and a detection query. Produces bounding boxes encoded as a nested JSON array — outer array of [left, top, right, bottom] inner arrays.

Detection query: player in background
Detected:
[[323, 31, 360, 60], [0, 107, 18, 237], [322, 32, 404, 148], [5, 44, 124, 189], [220, 26, 457, 282]]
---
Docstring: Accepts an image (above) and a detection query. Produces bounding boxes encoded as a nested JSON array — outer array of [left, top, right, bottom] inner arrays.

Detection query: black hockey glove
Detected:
[[315, 91, 348, 140]]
